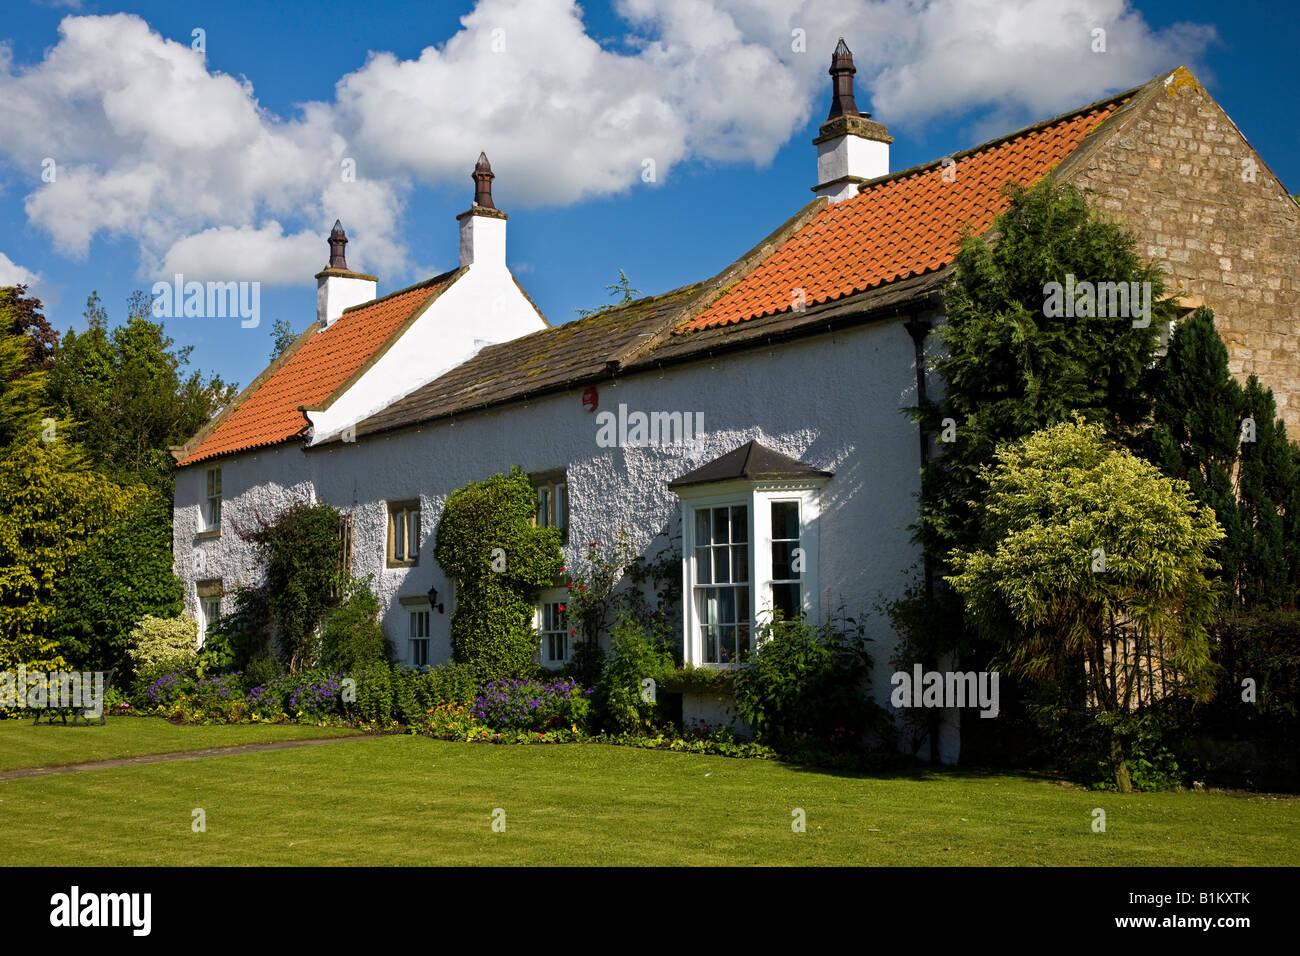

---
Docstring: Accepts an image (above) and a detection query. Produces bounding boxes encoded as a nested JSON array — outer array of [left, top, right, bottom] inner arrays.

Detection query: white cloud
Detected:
[[0, 251, 40, 287], [0, 2, 1216, 286]]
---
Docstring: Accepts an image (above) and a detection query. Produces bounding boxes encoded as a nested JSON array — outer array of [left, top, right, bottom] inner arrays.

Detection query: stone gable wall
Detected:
[[1065, 71, 1300, 431]]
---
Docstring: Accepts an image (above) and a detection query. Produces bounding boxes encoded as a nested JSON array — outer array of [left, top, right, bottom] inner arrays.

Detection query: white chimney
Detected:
[[457, 152, 509, 270], [813, 39, 891, 202], [315, 220, 377, 329]]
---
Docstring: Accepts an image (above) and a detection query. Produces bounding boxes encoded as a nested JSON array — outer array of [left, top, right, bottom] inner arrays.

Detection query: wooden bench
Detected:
[[31, 669, 116, 726]]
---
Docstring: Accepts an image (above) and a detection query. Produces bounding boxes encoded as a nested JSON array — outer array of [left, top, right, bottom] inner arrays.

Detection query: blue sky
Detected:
[[1, 0, 1295, 391]]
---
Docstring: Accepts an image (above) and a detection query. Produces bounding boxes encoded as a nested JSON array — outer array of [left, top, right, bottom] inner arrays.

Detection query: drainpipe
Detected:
[[904, 312, 941, 764]]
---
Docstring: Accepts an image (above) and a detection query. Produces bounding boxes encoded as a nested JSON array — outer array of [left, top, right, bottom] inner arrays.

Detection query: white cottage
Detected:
[[173, 43, 1299, 764]]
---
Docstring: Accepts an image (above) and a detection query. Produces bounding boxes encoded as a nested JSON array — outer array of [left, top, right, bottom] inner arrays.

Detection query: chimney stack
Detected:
[[812, 40, 891, 202], [458, 152, 508, 270], [315, 220, 378, 329]]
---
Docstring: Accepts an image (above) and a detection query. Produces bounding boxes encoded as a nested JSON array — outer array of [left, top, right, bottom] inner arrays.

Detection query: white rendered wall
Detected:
[[175, 312, 959, 762], [317, 275, 377, 329], [816, 135, 889, 197]]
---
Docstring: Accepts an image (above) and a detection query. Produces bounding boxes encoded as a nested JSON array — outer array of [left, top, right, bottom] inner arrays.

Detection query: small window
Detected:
[[196, 580, 223, 648], [409, 609, 430, 667], [538, 599, 570, 665], [387, 501, 420, 567], [530, 471, 568, 543], [205, 468, 222, 531]]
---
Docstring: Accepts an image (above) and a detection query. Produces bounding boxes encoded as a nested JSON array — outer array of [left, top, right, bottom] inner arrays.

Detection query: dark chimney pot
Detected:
[[327, 219, 349, 271], [827, 38, 864, 121], [472, 152, 497, 210]]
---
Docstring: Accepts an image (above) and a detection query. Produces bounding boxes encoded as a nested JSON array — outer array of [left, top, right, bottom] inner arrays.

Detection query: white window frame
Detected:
[[408, 606, 431, 668], [530, 471, 568, 543], [677, 479, 823, 669], [535, 587, 571, 668], [204, 467, 222, 533], [196, 580, 223, 649]]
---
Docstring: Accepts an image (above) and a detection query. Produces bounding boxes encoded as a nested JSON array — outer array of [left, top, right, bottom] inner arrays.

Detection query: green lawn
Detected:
[[0, 722, 1296, 865], [0, 718, 358, 771]]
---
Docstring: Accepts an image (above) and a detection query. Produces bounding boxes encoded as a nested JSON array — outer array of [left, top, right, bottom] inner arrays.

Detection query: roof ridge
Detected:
[[338, 268, 460, 316]]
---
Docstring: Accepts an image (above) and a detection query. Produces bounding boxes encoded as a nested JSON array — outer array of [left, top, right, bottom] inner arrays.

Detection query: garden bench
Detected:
[[31, 669, 115, 726]]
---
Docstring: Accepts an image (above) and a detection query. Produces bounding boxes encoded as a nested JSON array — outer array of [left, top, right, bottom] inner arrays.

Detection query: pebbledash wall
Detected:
[[175, 309, 960, 760], [1060, 68, 1300, 431]]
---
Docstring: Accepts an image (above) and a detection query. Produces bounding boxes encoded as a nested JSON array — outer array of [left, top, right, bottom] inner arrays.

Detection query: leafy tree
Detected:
[[919, 180, 1171, 562], [269, 319, 298, 360], [0, 436, 136, 673], [0, 320, 52, 448], [47, 291, 236, 494], [947, 420, 1223, 791], [1236, 376, 1300, 610], [0, 285, 59, 377], [435, 468, 564, 680], [1148, 308, 1298, 610], [52, 491, 184, 673]]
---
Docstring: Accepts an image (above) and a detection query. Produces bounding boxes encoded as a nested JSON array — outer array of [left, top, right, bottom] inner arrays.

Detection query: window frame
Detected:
[[408, 606, 431, 668], [677, 480, 823, 669], [200, 467, 222, 536], [529, 470, 569, 544], [535, 587, 571, 668], [386, 500, 421, 568], [196, 579, 223, 649]]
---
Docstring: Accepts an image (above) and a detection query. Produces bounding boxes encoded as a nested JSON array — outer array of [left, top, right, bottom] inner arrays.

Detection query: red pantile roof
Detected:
[[676, 95, 1130, 334], [178, 275, 454, 466]]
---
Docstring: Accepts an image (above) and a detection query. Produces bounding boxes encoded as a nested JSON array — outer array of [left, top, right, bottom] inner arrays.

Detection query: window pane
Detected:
[[714, 545, 730, 584], [393, 513, 405, 561], [772, 501, 799, 540], [733, 545, 748, 584], [409, 510, 420, 558], [773, 583, 801, 619], [772, 542, 796, 580], [718, 586, 736, 624], [694, 510, 709, 546], [695, 547, 712, 585], [718, 625, 735, 663], [730, 506, 748, 543], [737, 625, 751, 663], [715, 507, 733, 544], [555, 484, 567, 532], [737, 587, 750, 622], [702, 625, 718, 664], [537, 487, 549, 526]]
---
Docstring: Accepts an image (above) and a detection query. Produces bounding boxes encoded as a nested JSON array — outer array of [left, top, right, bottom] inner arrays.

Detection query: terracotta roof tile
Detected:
[[178, 276, 451, 466], [676, 97, 1129, 334]]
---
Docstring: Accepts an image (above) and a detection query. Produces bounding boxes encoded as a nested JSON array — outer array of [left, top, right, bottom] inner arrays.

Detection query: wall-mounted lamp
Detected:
[[427, 585, 445, 614]]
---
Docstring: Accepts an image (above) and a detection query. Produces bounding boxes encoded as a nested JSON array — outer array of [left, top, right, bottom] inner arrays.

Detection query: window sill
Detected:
[[195, 529, 221, 541], [386, 559, 419, 570]]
